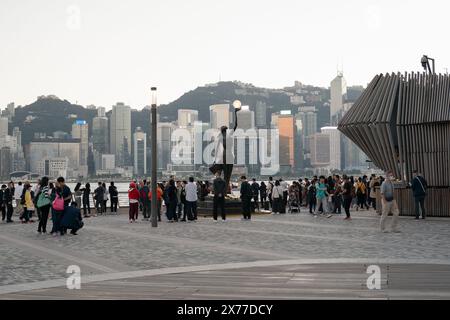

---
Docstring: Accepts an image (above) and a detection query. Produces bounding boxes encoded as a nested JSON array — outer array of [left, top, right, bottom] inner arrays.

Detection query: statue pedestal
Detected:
[[197, 195, 244, 216]]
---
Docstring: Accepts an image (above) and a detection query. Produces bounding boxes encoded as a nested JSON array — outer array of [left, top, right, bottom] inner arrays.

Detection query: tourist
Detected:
[[109, 182, 118, 213], [74, 183, 82, 209], [380, 171, 400, 233], [32, 179, 41, 221], [139, 180, 150, 221], [212, 172, 226, 222], [342, 175, 353, 220], [55, 177, 72, 235], [0, 185, 8, 222], [411, 170, 428, 220], [180, 181, 187, 220], [102, 182, 109, 213], [260, 182, 267, 210], [128, 182, 140, 223], [369, 174, 380, 210], [184, 177, 198, 222], [280, 178, 288, 214], [61, 202, 84, 235], [94, 182, 104, 215], [81, 183, 91, 218], [356, 178, 369, 210], [23, 183, 35, 224], [271, 180, 283, 215], [164, 179, 178, 222], [5, 182, 14, 223], [149, 183, 163, 222], [14, 181, 23, 216], [251, 178, 260, 212], [267, 176, 274, 210], [314, 176, 330, 218], [175, 181, 184, 220], [240, 176, 252, 221], [36, 176, 51, 233], [332, 176, 343, 214], [307, 179, 317, 214]]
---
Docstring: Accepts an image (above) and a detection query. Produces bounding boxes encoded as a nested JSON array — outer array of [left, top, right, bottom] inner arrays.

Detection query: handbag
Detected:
[[37, 192, 51, 208], [52, 194, 65, 211]]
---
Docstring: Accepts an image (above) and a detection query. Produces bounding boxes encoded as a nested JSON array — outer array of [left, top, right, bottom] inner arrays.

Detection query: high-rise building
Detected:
[[255, 101, 268, 128], [7, 103, 15, 119], [71, 120, 89, 166], [0, 117, 8, 138], [28, 139, 81, 178], [110, 102, 131, 166], [133, 127, 147, 176], [157, 123, 174, 171], [295, 106, 318, 168], [12, 127, 21, 147], [321, 126, 341, 171], [0, 147, 12, 178], [277, 111, 295, 174], [92, 114, 109, 154], [330, 72, 347, 118], [309, 133, 330, 167], [178, 109, 198, 127], [209, 104, 230, 129], [236, 107, 255, 130]]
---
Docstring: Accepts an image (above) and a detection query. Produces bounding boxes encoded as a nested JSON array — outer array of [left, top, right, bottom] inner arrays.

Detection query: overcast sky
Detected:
[[1, 0, 449, 109]]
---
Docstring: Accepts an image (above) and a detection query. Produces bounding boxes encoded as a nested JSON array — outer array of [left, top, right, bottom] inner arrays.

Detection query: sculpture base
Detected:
[[197, 196, 271, 217]]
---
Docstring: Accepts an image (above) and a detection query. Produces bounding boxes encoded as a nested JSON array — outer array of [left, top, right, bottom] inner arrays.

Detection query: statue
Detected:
[[209, 100, 242, 194]]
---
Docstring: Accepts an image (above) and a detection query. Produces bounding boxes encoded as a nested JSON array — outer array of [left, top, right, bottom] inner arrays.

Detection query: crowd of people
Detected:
[[1, 169, 428, 235], [0, 177, 83, 236]]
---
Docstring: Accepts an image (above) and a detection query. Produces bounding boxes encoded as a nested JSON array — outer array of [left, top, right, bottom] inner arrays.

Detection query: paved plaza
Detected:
[[1, 209, 450, 299]]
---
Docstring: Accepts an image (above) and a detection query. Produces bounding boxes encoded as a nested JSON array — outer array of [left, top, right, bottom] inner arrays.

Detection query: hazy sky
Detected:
[[1, 0, 449, 109]]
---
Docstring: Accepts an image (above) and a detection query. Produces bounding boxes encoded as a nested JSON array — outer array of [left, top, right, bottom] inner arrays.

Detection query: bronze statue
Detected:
[[209, 100, 241, 194]]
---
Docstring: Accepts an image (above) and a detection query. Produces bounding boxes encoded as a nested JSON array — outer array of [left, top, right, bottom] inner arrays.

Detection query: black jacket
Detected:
[[411, 176, 427, 198], [213, 177, 226, 198], [240, 181, 252, 200]]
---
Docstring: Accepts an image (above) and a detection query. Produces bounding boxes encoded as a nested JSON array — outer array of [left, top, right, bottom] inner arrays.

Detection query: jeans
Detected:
[[315, 197, 329, 214], [414, 197, 426, 219], [51, 210, 64, 234], [242, 197, 252, 219], [110, 197, 118, 212], [184, 201, 197, 221]]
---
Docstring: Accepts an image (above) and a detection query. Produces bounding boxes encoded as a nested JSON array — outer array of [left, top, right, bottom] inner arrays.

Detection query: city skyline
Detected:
[[2, 0, 449, 109]]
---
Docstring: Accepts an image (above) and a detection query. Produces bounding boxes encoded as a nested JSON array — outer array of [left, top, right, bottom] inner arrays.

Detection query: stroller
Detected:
[[288, 191, 301, 213]]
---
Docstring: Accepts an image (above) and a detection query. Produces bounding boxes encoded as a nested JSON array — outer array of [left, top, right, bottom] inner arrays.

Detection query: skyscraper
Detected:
[[0, 117, 8, 138], [178, 109, 198, 127], [157, 123, 174, 171], [321, 126, 341, 171], [133, 127, 147, 176], [110, 102, 131, 166], [309, 133, 330, 168], [71, 120, 89, 166], [255, 101, 268, 128], [295, 106, 318, 164], [209, 104, 230, 129], [93, 109, 109, 154], [277, 111, 295, 174], [330, 72, 347, 118]]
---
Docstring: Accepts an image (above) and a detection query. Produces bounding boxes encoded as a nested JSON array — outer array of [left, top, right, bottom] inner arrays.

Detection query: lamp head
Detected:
[[232, 100, 242, 111], [151, 87, 157, 106], [421, 55, 429, 70]]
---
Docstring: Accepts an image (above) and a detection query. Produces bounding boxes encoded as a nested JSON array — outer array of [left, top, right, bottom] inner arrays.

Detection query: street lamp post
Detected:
[[150, 87, 158, 228]]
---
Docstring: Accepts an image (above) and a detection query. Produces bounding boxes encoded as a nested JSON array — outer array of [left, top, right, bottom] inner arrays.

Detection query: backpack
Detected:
[[37, 190, 51, 208], [52, 193, 65, 211]]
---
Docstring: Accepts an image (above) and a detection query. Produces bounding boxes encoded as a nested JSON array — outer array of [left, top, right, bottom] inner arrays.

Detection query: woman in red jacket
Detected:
[[128, 182, 140, 223]]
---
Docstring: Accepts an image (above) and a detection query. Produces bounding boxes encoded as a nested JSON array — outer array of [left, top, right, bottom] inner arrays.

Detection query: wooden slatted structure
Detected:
[[339, 72, 450, 217]]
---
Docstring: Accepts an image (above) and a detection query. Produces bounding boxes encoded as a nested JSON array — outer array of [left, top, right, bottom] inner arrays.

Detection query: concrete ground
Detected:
[[1, 207, 450, 299]]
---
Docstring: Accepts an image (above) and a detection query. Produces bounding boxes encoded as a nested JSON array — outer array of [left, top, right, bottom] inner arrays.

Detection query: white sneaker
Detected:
[[213, 220, 218, 223]]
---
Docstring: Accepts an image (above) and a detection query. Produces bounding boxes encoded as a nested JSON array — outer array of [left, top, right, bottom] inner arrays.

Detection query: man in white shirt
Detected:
[[14, 181, 24, 214], [184, 177, 198, 221]]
